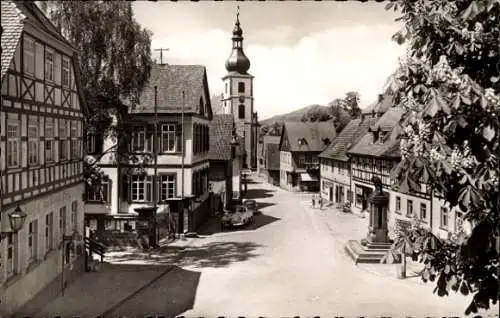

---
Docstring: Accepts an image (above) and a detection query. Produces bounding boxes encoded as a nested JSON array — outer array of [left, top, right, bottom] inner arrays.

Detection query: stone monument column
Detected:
[[367, 176, 390, 244]]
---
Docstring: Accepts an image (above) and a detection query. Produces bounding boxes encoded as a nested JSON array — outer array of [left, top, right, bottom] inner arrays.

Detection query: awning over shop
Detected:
[[300, 173, 318, 182]]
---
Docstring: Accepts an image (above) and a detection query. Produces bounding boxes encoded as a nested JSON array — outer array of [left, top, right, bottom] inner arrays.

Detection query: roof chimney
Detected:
[[378, 94, 384, 103]]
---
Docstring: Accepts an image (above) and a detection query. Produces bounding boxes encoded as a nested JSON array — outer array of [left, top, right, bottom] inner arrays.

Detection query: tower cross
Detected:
[[154, 48, 169, 65]]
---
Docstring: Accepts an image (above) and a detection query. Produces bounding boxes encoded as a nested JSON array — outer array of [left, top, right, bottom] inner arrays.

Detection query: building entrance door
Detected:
[[329, 186, 333, 202]]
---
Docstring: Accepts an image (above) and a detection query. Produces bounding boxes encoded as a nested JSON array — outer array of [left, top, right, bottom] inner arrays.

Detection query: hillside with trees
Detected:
[[259, 91, 362, 138]]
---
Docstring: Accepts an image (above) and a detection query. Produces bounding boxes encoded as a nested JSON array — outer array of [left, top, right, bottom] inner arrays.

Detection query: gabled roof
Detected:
[[1, 1, 25, 80], [319, 117, 379, 162], [347, 107, 404, 159], [280, 122, 336, 152], [208, 114, 234, 161], [131, 64, 213, 119], [266, 143, 281, 170]]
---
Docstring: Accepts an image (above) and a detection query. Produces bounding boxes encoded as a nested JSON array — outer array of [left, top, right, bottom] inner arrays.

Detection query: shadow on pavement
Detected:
[[108, 241, 263, 269], [103, 265, 201, 318], [243, 188, 275, 200], [197, 213, 280, 236], [257, 201, 276, 210]]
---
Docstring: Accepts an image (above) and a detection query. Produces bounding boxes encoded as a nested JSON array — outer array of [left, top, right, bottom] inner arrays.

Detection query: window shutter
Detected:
[[157, 177, 162, 203], [176, 123, 183, 153], [146, 176, 153, 202], [106, 179, 112, 204]]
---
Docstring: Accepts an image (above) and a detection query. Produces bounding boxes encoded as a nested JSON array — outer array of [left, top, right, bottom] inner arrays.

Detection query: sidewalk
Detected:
[[15, 263, 174, 318], [297, 198, 426, 282]]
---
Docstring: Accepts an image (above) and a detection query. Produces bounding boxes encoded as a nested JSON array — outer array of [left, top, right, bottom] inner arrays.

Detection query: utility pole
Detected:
[[154, 48, 169, 65], [181, 90, 185, 233], [153, 85, 158, 248]]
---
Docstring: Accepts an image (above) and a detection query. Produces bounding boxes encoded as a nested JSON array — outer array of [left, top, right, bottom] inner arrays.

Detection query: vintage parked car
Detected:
[[221, 205, 254, 230], [243, 199, 259, 215], [342, 201, 352, 213]]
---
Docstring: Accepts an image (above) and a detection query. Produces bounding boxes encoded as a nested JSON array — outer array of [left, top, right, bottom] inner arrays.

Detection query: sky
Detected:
[[132, 1, 407, 120]]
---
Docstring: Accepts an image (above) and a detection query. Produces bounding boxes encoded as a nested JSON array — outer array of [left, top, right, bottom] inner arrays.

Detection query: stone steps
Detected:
[[344, 240, 401, 264]]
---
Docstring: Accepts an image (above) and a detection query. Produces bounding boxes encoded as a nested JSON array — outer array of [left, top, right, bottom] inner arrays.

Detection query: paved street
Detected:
[[101, 175, 497, 318]]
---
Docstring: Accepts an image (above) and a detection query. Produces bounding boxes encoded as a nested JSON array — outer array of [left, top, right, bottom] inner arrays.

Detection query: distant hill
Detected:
[[260, 104, 330, 126]]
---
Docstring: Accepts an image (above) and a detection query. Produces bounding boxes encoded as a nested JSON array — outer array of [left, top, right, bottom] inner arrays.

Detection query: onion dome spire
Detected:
[[225, 5, 251, 74]]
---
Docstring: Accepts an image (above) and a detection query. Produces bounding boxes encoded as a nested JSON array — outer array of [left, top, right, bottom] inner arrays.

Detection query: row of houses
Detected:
[[258, 93, 467, 241], [0, 2, 250, 315]]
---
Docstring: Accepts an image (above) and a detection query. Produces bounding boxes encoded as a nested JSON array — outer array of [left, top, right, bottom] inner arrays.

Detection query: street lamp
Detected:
[[1, 204, 27, 239], [61, 229, 83, 296]]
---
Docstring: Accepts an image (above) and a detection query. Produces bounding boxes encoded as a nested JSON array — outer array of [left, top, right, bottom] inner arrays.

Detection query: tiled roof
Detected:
[[282, 122, 336, 152], [131, 64, 212, 118], [319, 117, 379, 161], [362, 93, 394, 115], [347, 107, 404, 159], [1, 1, 25, 80], [266, 143, 281, 170], [262, 135, 280, 169], [208, 114, 234, 161]]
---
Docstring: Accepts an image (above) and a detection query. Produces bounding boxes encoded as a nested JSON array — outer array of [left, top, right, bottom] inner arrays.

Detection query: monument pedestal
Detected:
[[344, 176, 398, 264]]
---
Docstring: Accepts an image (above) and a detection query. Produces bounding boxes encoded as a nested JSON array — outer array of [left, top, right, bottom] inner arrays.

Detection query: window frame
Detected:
[[70, 121, 79, 159], [28, 117, 39, 165], [45, 118, 55, 162], [45, 212, 54, 253], [238, 104, 245, 119], [28, 220, 38, 261], [131, 126, 147, 153], [62, 56, 70, 87], [130, 175, 151, 203], [45, 48, 55, 82], [6, 233, 17, 277], [87, 178, 109, 203], [59, 119, 68, 161], [395, 196, 401, 213], [7, 119, 20, 168], [23, 36, 35, 75], [407, 199, 413, 217], [420, 202, 427, 220], [160, 174, 176, 201], [160, 123, 176, 153], [59, 206, 67, 237], [238, 82, 245, 93], [440, 206, 449, 228]]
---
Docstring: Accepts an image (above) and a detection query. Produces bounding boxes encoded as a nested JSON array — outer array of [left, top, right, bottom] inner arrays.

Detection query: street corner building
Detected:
[[208, 114, 244, 211], [1, 1, 88, 315], [279, 121, 336, 192], [84, 62, 214, 241]]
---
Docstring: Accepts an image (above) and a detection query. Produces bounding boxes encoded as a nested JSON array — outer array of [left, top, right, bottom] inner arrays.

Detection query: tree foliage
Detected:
[[386, 0, 499, 314], [39, 1, 154, 194]]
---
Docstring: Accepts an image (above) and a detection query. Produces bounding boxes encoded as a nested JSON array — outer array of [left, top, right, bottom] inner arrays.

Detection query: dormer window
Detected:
[[379, 131, 388, 143], [372, 130, 380, 144], [322, 137, 331, 146]]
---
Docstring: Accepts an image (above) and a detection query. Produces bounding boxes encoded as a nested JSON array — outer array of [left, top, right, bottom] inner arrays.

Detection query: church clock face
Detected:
[[239, 96, 245, 103]]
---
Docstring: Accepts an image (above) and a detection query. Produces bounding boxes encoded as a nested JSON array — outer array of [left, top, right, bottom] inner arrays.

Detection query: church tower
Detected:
[[221, 7, 257, 169]]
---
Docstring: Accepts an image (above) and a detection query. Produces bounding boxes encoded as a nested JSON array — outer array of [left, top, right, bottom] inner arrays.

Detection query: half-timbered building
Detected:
[[279, 122, 335, 192], [1, 1, 87, 315], [319, 117, 378, 207], [84, 63, 213, 237], [347, 105, 403, 215]]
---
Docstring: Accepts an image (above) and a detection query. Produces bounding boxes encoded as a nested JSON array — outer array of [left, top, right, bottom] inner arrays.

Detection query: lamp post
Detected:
[[61, 229, 83, 296], [0, 204, 27, 240]]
